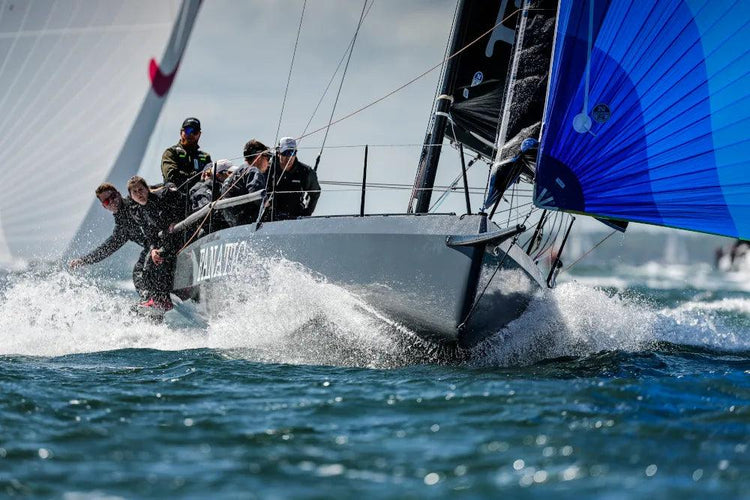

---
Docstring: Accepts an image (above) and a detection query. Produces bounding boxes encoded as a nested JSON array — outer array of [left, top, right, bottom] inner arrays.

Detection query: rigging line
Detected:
[[458, 209, 534, 331], [176, 151, 270, 253], [274, 0, 307, 147], [316, 0, 369, 169], [562, 229, 618, 274], [429, 114, 468, 212], [298, 142, 437, 150], [301, 0, 375, 138], [296, 8, 543, 143], [533, 210, 561, 260], [411, 0, 459, 209]]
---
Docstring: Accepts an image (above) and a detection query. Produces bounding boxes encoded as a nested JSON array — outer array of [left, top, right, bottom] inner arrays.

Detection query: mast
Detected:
[[409, 0, 471, 214]]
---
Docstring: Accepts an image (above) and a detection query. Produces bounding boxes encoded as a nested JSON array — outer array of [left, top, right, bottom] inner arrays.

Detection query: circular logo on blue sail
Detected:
[[593, 103, 611, 124], [471, 71, 484, 87]]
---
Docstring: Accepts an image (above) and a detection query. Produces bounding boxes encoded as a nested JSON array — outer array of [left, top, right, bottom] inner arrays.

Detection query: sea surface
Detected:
[[0, 249, 748, 498]]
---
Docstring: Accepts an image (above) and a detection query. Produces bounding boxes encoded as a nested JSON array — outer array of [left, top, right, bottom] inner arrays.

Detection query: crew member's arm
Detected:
[[70, 225, 128, 267], [302, 169, 321, 216]]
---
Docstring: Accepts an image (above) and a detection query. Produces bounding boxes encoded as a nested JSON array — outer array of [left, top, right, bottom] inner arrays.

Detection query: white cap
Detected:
[[279, 137, 297, 155], [212, 159, 234, 174]]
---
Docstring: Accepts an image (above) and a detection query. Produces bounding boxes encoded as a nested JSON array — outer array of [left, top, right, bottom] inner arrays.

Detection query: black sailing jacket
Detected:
[[78, 198, 148, 265], [270, 159, 320, 220], [130, 186, 185, 255]]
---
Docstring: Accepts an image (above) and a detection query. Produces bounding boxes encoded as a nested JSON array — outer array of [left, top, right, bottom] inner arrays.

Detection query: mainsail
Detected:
[[0, 0, 201, 262], [535, 0, 750, 239]]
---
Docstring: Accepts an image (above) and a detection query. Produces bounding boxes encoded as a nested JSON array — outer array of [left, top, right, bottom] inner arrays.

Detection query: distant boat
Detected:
[[0, 0, 202, 263], [170, 0, 750, 350]]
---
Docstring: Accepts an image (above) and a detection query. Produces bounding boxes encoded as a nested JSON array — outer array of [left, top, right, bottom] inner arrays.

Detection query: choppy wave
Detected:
[[0, 259, 748, 368], [472, 283, 750, 367]]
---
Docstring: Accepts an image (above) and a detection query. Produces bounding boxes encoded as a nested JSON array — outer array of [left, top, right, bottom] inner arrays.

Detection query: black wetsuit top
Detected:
[[130, 186, 185, 255], [78, 198, 148, 264]]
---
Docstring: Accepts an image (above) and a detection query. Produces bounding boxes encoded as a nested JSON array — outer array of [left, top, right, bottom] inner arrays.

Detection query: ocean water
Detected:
[[0, 254, 749, 498]]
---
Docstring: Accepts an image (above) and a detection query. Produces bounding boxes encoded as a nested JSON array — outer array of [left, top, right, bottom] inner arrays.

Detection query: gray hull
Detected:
[[172, 214, 544, 348]]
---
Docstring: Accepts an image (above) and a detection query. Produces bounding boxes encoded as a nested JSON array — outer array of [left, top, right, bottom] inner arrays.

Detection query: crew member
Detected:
[[189, 159, 235, 212], [221, 139, 271, 226], [127, 176, 185, 311], [161, 117, 213, 195], [270, 136, 320, 221], [68, 183, 153, 301]]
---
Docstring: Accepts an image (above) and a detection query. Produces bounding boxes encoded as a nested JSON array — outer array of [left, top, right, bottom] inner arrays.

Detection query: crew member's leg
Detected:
[[132, 248, 151, 300]]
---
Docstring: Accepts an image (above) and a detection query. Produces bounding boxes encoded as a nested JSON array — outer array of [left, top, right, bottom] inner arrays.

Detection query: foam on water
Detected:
[[0, 271, 203, 356], [0, 260, 748, 367], [472, 282, 750, 366], [201, 256, 429, 367]]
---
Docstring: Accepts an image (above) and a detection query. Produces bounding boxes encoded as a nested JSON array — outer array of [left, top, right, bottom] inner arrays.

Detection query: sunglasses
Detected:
[[100, 192, 117, 207], [183, 126, 199, 135]]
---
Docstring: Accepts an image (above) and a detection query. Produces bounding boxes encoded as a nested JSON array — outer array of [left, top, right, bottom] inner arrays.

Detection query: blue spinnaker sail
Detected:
[[535, 0, 750, 238]]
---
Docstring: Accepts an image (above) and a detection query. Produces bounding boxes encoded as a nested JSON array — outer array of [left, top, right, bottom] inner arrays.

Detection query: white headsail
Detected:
[[0, 0, 201, 263]]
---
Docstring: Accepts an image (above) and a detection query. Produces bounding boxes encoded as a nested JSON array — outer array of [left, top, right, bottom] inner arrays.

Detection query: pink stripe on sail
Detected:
[[149, 58, 180, 97]]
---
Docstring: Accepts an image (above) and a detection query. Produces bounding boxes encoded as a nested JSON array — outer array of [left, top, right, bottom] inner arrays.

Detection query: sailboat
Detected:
[[171, 0, 557, 349], [170, 0, 750, 350], [0, 0, 202, 263]]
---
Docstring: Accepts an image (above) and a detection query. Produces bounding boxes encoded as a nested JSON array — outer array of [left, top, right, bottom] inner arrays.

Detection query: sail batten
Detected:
[[535, 0, 750, 239]]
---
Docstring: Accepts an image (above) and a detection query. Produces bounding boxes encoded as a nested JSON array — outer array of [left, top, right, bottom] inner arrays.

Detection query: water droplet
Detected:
[[562, 466, 579, 481], [533, 470, 548, 483], [519, 474, 534, 487], [318, 464, 345, 477], [424, 472, 440, 485]]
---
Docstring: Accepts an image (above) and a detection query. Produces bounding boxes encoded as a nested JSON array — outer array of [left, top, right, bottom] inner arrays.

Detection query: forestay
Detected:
[[535, 0, 750, 239]]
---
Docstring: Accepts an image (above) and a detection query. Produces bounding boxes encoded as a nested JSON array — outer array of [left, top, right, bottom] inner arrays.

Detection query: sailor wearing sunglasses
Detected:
[[160, 117, 213, 193], [68, 183, 155, 304]]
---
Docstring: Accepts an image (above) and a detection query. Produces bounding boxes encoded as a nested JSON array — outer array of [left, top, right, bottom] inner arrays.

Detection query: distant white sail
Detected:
[[0, 0, 201, 262]]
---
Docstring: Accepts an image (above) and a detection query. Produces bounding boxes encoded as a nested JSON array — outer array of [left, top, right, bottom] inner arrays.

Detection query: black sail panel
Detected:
[[443, 0, 520, 159], [497, 0, 557, 162]]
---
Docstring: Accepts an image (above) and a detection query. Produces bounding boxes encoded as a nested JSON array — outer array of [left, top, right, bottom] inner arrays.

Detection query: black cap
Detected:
[[181, 117, 201, 131], [243, 139, 268, 160]]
